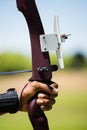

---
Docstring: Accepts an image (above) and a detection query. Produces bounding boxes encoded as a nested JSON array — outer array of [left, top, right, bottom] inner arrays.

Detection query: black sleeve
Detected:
[[0, 88, 20, 114]]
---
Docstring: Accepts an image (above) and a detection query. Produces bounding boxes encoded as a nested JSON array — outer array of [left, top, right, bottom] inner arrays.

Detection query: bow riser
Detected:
[[17, 0, 52, 82], [16, 0, 52, 130]]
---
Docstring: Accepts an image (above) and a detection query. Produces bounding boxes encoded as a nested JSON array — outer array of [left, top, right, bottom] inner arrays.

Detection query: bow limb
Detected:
[[16, 0, 52, 130], [16, 0, 52, 81]]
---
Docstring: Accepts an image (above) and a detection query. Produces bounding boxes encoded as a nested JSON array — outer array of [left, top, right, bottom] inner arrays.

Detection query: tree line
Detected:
[[0, 52, 87, 72]]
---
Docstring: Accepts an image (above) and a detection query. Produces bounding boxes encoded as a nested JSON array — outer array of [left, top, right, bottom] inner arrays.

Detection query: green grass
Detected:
[[0, 92, 86, 130], [46, 92, 87, 130]]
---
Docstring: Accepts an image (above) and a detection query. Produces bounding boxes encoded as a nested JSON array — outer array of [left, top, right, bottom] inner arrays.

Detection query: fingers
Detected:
[[37, 98, 55, 106], [40, 105, 52, 111], [37, 98, 55, 111], [32, 81, 58, 95], [50, 82, 58, 89], [49, 82, 58, 98], [37, 93, 56, 111]]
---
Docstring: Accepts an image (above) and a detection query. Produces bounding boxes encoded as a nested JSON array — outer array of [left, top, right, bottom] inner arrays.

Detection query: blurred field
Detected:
[[0, 70, 87, 130]]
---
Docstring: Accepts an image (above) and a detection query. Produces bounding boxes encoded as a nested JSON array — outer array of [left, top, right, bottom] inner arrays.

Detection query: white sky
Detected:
[[0, 0, 87, 57]]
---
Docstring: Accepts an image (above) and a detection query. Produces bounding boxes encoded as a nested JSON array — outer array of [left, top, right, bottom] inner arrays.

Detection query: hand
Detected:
[[16, 81, 58, 112]]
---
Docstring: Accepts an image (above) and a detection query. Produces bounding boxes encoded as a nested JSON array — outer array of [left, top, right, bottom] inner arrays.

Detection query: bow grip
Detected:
[[28, 80, 54, 130], [28, 97, 49, 130]]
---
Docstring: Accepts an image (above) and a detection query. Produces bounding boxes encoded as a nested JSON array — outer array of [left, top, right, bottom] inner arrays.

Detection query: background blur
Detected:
[[0, 0, 87, 56], [0, 0, 87, 130]]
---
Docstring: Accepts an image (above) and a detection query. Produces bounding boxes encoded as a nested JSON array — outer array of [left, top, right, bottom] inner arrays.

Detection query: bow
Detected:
[[16, 0, 69, 130], [16, 0, 55, 130]]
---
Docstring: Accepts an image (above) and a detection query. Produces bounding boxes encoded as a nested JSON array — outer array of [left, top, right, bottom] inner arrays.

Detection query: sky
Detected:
[[0, 0, 87, 57]]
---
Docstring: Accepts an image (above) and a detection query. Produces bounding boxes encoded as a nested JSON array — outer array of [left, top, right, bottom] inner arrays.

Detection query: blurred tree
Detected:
[[0, 53, 32, 72], [71, 53, 86, 69]]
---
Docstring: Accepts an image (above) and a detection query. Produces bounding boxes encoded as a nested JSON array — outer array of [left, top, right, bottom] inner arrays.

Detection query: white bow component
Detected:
[[40, 16, 70, 69]]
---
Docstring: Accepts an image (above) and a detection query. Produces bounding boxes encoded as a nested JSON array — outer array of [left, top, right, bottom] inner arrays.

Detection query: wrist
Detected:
[[16, 87, 22, 111]]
